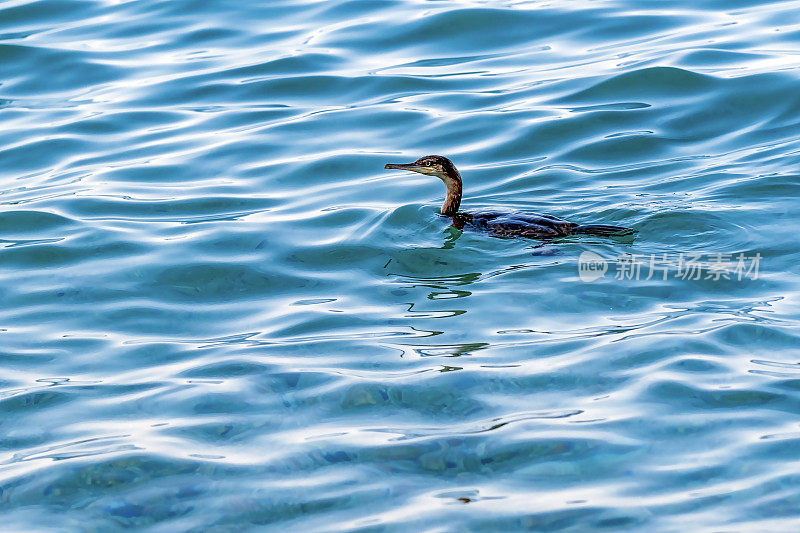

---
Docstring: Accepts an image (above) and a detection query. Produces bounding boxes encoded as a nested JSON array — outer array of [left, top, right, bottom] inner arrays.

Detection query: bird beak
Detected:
[[385, 162, 427, 174]]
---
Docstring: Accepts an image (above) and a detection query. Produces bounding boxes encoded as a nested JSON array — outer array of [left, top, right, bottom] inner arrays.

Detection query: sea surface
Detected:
[[2, 0, 800, 530]]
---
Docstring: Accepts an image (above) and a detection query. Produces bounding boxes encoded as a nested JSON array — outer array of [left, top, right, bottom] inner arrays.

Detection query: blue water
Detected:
[[2, 0, 800, 530]]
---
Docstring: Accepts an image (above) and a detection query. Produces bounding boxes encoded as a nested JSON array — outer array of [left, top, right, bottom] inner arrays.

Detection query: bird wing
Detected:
[[465, 210, 576, 238]]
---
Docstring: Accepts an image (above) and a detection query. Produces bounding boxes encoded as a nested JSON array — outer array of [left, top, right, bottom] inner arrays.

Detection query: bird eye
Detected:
[[425, 161, 431, 167]]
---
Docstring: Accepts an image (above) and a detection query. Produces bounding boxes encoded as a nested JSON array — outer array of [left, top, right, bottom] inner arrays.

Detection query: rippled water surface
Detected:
[[3, 0, 800, 530]]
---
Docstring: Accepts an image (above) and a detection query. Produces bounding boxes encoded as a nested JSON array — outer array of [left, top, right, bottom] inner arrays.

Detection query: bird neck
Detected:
[[440, 169, 462, 217]]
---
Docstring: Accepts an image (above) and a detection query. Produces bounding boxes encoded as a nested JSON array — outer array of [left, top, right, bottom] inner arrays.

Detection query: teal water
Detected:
[[2, 0, 800, 530]]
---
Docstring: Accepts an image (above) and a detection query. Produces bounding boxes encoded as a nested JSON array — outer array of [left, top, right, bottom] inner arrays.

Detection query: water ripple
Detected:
[[2, 0, 800, 530]]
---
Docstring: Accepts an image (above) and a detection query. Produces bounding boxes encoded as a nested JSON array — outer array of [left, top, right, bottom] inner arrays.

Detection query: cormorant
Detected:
[[385, 155, 634, 239]]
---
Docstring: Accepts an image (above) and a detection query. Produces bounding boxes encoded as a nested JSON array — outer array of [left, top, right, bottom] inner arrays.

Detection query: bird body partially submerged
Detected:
[[385, 155, 634, 239]]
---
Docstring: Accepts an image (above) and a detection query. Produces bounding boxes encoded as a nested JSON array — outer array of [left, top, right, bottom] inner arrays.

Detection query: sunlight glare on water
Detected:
[[1, 0, 800, 530]]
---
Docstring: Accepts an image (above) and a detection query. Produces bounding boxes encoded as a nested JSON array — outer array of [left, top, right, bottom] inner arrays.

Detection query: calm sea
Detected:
[[2, 0, 800, 530]]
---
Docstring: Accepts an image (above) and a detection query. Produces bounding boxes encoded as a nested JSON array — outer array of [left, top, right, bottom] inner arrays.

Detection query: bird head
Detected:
[[384, 155, 459, 184]]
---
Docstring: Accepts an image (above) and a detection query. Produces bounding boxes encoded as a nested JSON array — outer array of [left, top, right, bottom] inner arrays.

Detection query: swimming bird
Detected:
[[384, 155, 634, 239]]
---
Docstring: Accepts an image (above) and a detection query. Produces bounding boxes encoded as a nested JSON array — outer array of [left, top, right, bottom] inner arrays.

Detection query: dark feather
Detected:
[[453, 210, 633, 239], [572, 224, 635, 236]]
